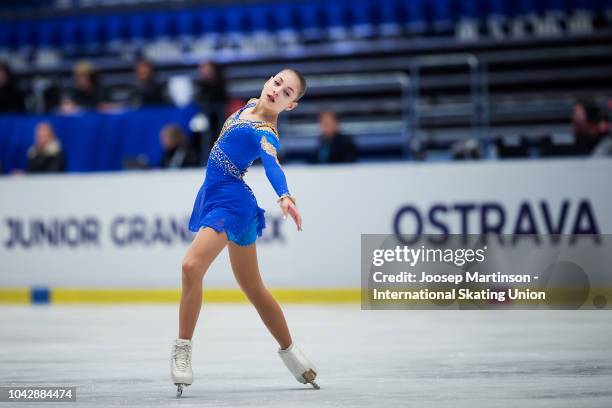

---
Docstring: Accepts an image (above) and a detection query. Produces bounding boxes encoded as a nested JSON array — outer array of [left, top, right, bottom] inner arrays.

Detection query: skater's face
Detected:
[[260, 70, 300, 113]]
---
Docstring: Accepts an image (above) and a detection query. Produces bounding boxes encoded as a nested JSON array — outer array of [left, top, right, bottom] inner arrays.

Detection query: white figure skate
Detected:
[[171, 338, 193, 397], [278, 343, 320, 389]]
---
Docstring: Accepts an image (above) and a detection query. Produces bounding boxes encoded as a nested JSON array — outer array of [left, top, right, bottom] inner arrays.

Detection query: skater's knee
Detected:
[[182, 258, 204, 283]]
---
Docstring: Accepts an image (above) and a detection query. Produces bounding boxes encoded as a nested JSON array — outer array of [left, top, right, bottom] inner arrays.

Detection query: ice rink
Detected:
[[1, 304, 611, 408]]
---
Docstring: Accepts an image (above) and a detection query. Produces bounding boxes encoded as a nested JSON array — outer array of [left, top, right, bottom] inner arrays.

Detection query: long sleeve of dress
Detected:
[[255, 126, 290, 198]]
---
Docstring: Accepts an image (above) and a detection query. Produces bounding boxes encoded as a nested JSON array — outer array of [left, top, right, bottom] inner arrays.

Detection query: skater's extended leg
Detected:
[[228, 241, 292, 349], [178, 227, 228, 340]]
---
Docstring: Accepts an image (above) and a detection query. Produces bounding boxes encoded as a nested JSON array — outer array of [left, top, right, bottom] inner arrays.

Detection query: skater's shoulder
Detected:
[[254, 123, 279, 142]]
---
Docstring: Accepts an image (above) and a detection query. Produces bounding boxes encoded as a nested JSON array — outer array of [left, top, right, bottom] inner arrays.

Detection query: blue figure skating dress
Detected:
[[188, 99, 292, 246]]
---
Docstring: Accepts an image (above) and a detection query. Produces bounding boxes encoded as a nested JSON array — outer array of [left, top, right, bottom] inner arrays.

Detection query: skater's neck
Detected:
[[249, 100, 279, 129]]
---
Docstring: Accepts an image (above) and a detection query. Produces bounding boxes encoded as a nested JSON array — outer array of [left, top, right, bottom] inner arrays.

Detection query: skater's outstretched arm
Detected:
[[255, 126, 289, 197], [255, 125, 302, 231]]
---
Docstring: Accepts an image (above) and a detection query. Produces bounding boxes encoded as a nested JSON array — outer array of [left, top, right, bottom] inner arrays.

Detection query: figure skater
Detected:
[[170, 68, 319, 397]]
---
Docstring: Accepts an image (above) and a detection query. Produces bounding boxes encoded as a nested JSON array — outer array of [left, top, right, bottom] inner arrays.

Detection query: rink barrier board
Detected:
[[0, 288, 30, 304], [1, 287, 611, 307], [0, 288, 361, 304], [2, 160, 611, 289]]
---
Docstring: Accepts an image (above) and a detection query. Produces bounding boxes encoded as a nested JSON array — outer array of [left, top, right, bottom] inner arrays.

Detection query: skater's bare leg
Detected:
[[228, 242, 292, 349], [178, 227, 228, 340]]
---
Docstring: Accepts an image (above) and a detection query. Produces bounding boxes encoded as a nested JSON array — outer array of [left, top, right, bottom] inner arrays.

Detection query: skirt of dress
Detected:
[[188, 163, 266, 246]]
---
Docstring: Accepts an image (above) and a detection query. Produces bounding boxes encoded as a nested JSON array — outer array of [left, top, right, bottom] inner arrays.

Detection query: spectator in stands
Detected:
[[159, 124, 199, 169], [41, 75, 63, 113], [61, 61, 105, 112], [309, 111, 357, 164], [194, 60, 228, 145], [572, 99, 609, 155], [589, 99, 612, 157], [0, 61, 26, 113], [26, 122, 66, 173], [129, 58, 167, 107]]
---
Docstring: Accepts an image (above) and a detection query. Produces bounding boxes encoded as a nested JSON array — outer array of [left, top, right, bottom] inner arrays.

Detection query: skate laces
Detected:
[[173, 343, 191, 371]]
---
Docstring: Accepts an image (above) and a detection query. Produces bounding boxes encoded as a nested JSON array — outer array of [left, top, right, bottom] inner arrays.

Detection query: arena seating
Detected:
[[1, 0, 611, 167], [1, 1, 611, 53]]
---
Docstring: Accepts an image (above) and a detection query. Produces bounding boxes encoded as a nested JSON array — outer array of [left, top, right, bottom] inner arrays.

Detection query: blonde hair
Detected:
[[73, 60, 95, 75]]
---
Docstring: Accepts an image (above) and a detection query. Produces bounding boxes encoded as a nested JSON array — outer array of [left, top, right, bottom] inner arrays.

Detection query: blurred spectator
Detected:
[[129, 58, 167, 108], [61, 61, 105, 112], [590, 99, 612, 157], [159, 124, 199, 169], [40, 76, 63, 113], [26, 122, 66, 173], [194, 61, 228, 146], [591, 135, 612, 157], [452, 138, 481, 160], [0, 62, 25, 113], [572, 99, 609, 155], [308, 111, 357, 164]]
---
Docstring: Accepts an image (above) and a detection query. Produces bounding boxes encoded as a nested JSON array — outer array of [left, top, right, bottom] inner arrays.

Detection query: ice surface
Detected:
[[1, 305, 611, 407]]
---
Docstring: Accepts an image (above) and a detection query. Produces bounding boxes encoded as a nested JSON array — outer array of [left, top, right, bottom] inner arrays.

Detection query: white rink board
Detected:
[[1, 159, 611, 288]]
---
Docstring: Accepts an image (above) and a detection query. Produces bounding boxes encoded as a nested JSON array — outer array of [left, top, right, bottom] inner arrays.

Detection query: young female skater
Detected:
[[170, 68, 319, 397]]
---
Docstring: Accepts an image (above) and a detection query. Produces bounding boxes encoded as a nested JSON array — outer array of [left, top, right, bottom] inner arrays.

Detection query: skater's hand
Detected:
[[280, 197, 302, 231]]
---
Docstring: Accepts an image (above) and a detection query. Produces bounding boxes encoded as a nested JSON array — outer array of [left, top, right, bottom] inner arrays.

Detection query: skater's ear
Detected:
[[285, 101, 298, 112]]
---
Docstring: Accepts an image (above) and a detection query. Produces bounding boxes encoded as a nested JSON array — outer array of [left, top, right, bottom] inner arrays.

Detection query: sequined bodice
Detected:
[[205, 101, 290, 198]]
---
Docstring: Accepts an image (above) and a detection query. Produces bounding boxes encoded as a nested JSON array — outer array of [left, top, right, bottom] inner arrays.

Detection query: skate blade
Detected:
[[309, 381, 320, 390], [174, 383, 190, 398]]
